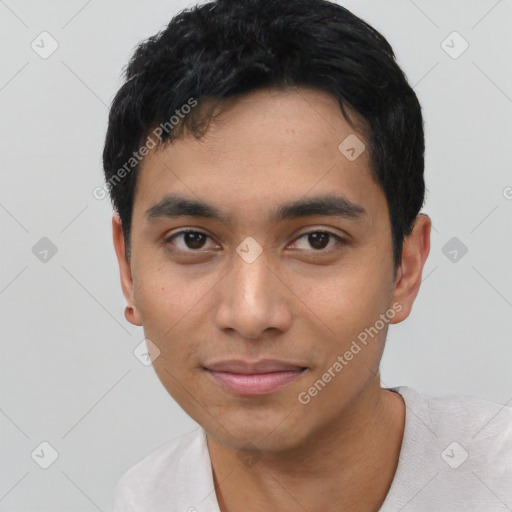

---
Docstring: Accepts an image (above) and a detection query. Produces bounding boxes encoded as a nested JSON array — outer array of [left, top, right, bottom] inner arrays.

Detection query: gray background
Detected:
[[1, 0, 511, 510]]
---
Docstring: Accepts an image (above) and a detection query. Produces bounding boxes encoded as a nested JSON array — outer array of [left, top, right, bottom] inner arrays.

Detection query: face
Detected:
[[113, 87, 429, 453]]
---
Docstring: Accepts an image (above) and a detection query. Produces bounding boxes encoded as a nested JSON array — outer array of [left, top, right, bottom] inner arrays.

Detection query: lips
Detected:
[[203, 359, 308, 396], [204, 359, 307, 374]]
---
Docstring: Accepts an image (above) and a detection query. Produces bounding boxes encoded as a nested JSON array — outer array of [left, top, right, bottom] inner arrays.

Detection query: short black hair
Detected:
[[103, 0, 426, 272]]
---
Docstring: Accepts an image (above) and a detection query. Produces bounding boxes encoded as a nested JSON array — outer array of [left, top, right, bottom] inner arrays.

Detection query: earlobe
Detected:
[[389, 214, 431, 324], [125, 305, 143, 326]]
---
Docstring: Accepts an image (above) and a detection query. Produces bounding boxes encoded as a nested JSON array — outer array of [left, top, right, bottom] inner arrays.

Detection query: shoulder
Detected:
[[112, 426, 213, 511], [425, 388, 512, 466], [380, 386, 512, 511], [396, 386, 512, 485], [398, 386, 512, 439]]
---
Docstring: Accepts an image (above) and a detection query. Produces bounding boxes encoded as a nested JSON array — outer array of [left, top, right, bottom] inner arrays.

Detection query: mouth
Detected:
[[203, 359, 308, 396]]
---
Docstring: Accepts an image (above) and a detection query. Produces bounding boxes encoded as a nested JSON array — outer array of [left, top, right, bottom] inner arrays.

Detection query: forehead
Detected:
[[132, 87, 386, 227]]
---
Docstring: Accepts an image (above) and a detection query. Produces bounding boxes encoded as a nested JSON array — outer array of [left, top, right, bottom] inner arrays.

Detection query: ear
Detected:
[[389, 213, 431, 324], [112, 213, 143, 326]]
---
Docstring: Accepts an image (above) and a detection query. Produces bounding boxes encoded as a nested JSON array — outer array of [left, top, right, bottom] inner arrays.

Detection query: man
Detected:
[[104, 0, 512, 510]]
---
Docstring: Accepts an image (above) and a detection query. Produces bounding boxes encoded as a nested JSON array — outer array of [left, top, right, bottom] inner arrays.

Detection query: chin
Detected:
[[209, 427, 303, 454], [203, 408, 310, 454]]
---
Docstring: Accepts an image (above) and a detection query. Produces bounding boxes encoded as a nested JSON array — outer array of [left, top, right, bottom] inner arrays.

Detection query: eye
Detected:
[[289, 231, 345, 252], [164, 229, 218, 252], [164, 229, 346, 254]]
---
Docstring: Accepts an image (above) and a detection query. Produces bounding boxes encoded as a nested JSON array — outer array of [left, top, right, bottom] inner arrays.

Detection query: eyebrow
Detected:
[[144, 193, 368, 225]]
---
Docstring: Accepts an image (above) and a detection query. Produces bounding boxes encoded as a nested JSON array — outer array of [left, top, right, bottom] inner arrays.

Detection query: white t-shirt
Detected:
[[112, 386, 512, 511]]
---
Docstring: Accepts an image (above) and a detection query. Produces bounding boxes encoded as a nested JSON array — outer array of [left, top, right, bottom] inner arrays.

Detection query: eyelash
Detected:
[[163, 228, 347, 254]]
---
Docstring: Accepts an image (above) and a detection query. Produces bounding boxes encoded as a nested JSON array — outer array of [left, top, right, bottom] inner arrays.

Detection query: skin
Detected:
[[112, 86, 431, 511]]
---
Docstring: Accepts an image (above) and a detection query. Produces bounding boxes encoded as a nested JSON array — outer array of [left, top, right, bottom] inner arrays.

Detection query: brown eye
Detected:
[[165, 230, 217, 251], [183, 232, 207, 249], [307, 232, 330, 250], [290, 231, 345, 252]]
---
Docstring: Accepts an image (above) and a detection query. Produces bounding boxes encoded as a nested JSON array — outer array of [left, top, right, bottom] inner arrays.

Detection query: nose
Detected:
[[214, 246, 293, 340]]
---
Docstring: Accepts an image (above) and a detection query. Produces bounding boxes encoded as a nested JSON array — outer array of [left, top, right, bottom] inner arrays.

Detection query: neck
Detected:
[[207, 380, 406, 512]]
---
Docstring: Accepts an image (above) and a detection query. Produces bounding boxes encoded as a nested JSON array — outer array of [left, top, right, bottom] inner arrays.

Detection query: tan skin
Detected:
[[112, 86, 431, 511]]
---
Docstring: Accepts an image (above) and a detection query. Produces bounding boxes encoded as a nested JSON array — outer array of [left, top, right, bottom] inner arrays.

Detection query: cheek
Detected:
[[299, 272, 390, 405], [299, 261, 390, 341], [132, 268, 196, 355], [133, 262, 192, 321]]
